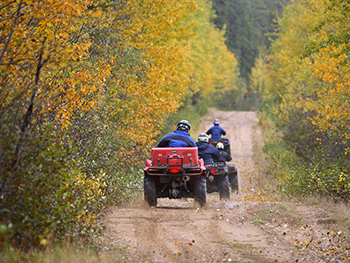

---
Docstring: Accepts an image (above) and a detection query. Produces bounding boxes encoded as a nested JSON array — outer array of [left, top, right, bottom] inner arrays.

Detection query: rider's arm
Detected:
[[221, 127, 226, 136], [206, 127, 213, 135], [156, 137, 170, 147]]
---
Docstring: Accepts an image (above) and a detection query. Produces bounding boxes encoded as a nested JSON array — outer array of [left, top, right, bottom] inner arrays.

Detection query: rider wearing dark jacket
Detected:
[[196, 133, 220, 165], [157, 120, 196, 147], [215, 142, 232, 164], [206, 119, 226, 140]]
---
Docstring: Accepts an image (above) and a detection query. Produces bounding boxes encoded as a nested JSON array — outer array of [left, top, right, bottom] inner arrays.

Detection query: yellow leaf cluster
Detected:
[[308, 44, 350, 141], [0, 0, 109, 130]]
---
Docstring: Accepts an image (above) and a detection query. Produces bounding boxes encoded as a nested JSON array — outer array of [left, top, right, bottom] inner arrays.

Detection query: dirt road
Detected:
[[102, 110, 349, 262]]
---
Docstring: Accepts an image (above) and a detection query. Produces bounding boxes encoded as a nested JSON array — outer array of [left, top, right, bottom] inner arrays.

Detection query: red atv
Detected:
[[144, 147, 207, 207]]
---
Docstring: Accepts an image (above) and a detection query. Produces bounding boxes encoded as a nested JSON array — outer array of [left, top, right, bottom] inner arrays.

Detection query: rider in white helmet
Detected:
[[215, 142, 232, 163], [196, 133, 220, 165]]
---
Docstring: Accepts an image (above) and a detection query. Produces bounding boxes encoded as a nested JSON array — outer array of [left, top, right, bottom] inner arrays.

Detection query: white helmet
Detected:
[[198, 133, 209, 143], [214, 119, 220, 125], [177, 120, 191, 132], [216, 142, 224, 150]]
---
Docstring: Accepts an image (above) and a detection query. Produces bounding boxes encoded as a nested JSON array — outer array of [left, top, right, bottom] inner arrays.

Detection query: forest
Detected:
[[259, 0, 350, 202], [1, 0, 349, 260], [0, 0, 238, 251]]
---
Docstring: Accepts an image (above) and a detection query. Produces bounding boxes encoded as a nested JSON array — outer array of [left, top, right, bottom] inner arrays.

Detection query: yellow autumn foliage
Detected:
[[262, 0, 350, 202], [187, 0, 238, 102], [0, 0, 237, 250], [0, 0, 109, 131], [266, 0, 349, 146]]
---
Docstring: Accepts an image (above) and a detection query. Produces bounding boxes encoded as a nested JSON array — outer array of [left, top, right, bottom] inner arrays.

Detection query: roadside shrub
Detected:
[[284, 158, 350, 202], [0, 123, 106, 250], [102, 168, 143, 206], [67, 106, 144, 207], [158, 97, 209, 141], [259, 111, 350, 202]]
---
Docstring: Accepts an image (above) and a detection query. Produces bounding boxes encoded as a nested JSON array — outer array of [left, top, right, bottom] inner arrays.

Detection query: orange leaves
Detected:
[[95, 0, 199, 165], [0, 0, 102, 130], [305, 42, 350, 142], [1, 0, 238, 171]]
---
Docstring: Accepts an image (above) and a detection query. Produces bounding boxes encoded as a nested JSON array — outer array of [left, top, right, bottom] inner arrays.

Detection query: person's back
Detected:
[[206, 119, 226, 140], [157, 120, 196, 147], [196, 133, 220, 165]]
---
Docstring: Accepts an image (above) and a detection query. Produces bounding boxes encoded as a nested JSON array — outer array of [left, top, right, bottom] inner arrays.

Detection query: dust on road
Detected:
[[101, 110, 347, 263]]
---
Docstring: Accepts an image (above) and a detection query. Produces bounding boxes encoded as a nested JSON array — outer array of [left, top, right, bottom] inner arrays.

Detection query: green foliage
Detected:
[[303, 0, 350, 63], [102, 169, 143, 205], [239, 49, 271, 111], [284, 161, 350, 202], [258, 112, 297, 187], [186, 0, 239, 107], [157, 95, 209, 142], [211, 0, 289, 80], [0, 123, 105, 249], [0, 0, 239, 253], [259, 0, 350, 202], [0, 245, 127, 263]]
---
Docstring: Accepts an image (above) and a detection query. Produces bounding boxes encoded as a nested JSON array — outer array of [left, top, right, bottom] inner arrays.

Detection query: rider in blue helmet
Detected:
[[206, 119, 226, 140], [157, 120, 196, 147]]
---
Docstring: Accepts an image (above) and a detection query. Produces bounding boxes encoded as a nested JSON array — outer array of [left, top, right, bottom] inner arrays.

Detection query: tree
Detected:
[[211, 0, 289, 80]]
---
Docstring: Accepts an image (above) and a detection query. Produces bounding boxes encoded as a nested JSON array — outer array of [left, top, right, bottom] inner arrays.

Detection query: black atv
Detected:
[[206, 161, 230, 200], [209, 138, 239, 193]]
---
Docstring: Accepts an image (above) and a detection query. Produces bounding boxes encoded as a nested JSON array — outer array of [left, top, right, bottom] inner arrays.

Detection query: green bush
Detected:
[[0, 123, 106, 250], [157, 96, 209, 141], [284, 158, 350, 202], [102, 168, 143, 205], [259, 110, 350, 203]]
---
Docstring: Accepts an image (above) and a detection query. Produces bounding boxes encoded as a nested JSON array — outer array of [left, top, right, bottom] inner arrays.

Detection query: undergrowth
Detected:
[[258, 111, 350, 203]]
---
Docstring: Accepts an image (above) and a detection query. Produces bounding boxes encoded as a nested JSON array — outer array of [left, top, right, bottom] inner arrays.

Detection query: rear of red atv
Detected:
[[144, 147, 207, 207]]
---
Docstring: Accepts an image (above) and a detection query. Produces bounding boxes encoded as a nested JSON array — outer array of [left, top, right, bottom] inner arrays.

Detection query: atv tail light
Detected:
[[170, 169, 180, 173], [210, 169, 216, 174]]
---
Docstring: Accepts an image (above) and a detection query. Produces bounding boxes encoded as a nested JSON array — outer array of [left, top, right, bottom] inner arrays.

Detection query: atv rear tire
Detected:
[[229, 172, 238, 193], [144, 176, 157, 207], [219, 174, 230, 200], [194, 176, 207, 207]]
